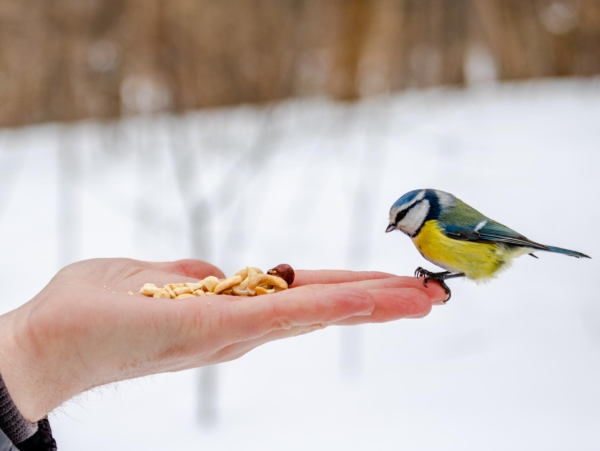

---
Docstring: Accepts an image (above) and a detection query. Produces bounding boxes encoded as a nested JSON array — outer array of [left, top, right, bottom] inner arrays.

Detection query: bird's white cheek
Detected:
[[398, 200, 430, 236]]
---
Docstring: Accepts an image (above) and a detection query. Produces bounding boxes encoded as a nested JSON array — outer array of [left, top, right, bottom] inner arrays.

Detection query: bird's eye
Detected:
[[395, 209, 408, 224]]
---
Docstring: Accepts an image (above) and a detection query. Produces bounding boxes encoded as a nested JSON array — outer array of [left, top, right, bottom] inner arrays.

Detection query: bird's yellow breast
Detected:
[[412, 220, 528, 281]]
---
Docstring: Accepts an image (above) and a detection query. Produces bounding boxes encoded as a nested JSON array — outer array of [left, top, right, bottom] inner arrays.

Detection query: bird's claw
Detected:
[[414, 267, 428, 278], [414, 267, 452, 302]]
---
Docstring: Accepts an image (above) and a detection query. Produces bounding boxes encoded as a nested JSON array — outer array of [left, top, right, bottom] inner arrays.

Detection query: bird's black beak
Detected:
[[385, 223, 395, 233]]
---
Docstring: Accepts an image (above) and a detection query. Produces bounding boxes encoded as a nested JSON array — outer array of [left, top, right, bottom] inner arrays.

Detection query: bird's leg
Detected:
[[414, 267, 465, 302]]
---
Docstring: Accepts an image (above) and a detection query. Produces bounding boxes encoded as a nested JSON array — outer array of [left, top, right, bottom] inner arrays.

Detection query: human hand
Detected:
[[0, 258, 446, 422]]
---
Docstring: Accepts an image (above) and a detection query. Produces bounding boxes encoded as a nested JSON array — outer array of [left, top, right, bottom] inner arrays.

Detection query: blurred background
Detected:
[[1, 0, 599, 450]]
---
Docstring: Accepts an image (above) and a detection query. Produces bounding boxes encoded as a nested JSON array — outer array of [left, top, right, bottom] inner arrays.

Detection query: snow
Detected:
[[1, 79, 599, 450]]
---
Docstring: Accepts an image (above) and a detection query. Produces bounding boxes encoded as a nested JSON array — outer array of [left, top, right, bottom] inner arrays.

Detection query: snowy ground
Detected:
[[1, 79, 599, 450]]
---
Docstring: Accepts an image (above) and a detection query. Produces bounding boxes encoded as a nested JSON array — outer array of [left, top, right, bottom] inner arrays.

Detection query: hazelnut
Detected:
[[267, 264, 295, 286]]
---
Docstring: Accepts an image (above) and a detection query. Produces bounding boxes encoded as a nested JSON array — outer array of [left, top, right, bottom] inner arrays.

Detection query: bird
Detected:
[[386, 189, 590, 301]]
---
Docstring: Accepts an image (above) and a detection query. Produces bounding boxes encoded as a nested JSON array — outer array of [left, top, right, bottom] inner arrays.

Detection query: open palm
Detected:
[[0, 258, 446, 422]]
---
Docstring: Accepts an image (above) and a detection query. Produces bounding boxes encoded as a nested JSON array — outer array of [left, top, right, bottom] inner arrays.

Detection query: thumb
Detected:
[[151, 259, 225, 280]]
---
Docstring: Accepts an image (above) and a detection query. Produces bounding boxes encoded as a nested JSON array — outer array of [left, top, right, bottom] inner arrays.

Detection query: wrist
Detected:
[[0, 371, 38, 443], [0, 305, 80, 422]]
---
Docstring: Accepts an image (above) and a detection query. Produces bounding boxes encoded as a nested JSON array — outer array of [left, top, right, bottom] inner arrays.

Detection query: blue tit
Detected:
[[386, 189, 590, 300]]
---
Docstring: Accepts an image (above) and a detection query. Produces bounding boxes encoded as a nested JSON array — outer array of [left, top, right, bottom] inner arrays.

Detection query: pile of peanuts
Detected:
[[139, 264, 295, 299]]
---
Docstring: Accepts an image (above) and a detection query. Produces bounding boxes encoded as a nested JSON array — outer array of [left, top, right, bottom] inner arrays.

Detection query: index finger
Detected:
[[293, 269, 396, 287], [207, 287, 376, 347]]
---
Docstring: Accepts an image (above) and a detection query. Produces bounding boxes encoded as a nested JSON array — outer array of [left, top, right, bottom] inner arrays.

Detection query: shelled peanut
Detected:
[[139, 264, 295, 299]]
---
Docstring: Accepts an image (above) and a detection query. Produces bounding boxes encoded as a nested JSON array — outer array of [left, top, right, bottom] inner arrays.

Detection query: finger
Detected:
[[208, 286, 435, 362], [214, 287, 374, 344], [112, 259, 223, 292], [292, 270, 395, 287], [331, 287, 433, 325], [160, 323, 328, 372], [293, 276, 447, 305], [211, 323, 327, 364]]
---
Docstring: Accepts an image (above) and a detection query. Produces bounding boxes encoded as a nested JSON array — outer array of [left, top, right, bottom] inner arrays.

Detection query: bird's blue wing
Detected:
[[442, 220, 550, 250]]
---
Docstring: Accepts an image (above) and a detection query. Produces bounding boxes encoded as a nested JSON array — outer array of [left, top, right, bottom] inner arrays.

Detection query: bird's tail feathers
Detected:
[[543, 245, 590, 259]]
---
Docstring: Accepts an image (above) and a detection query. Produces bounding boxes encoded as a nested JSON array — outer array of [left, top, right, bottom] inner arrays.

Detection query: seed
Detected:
[[201, 276, 220, 293], [164, 286, 176, 298], [139, 264, 293, 300], [185, 283, 203, 291], [140, 283, 159, 296], [267, 264, 295, 286], [214, 275, 243, 294], [173, 287, 193, 296]]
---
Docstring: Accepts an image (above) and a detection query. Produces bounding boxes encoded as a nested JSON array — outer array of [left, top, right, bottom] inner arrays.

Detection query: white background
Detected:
[[0, 79, 599, 450]]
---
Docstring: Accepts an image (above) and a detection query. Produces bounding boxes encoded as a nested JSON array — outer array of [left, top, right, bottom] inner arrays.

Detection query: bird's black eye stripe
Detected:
[[395, 209, 408, 224]]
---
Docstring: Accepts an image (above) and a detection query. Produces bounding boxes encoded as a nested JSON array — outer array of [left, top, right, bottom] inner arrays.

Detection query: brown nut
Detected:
[[175, 293, 195, 299], [267, 264, 295, 286], [247, 274, 288, 296], [192, 289, 205, 296], [214, 275, 243, 294], [173, 287, 193, 296]]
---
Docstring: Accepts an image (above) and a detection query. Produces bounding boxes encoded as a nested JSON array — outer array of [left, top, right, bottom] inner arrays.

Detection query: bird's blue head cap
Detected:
[[386, 189, 456, 237]]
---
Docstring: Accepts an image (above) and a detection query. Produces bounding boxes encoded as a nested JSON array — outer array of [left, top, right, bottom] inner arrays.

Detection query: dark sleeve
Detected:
[[0, 374, 56, 451], [14, 420, 56, 451], [0, 428, 20, 451]]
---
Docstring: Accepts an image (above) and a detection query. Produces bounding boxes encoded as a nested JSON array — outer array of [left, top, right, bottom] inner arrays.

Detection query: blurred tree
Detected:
[[328, 0, 372, 100], [1, 0, 599, 127]]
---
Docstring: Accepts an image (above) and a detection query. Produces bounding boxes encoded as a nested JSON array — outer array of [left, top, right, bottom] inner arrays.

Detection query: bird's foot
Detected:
[[414, 267, 463, 302]]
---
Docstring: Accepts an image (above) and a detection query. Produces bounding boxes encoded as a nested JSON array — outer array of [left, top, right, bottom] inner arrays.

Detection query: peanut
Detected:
[[247, 274, 288, 295], [140, 283, 159, 296], [185, 283, 203, 291], [214, 275, 243, 294], [173, 286, 193, 296], [168, 283, 187, 289], [139, 264, 292, 299], [200, 276, 220, 293], [164, 286, 176, 298], [255, 286, 274, 295], [235, 266, 264, 280], [232, 266, 258, 296]]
